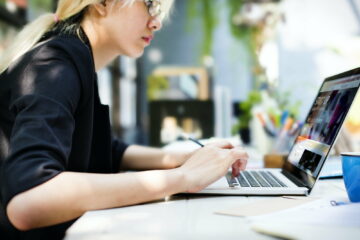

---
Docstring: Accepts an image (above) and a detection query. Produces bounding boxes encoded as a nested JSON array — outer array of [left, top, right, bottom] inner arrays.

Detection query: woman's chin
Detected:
[[125, 49, 144, 59]]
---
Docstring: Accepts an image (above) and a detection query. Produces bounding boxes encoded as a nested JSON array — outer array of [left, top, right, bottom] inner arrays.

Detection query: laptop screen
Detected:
[[283, 68, 360, 190]]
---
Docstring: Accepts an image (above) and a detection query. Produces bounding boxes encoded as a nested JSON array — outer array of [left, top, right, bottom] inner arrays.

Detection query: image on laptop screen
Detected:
[[286, 73, 360, 186]]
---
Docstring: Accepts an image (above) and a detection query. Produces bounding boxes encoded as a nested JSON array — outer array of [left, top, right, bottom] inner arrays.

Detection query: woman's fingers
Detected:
[[207, 143, 248, 176], [207, 141, 234, 149], [231, 161, 240, 177], [229, 147, 249, 162], [231, 159, 248, 177], [230, 148, 248, 177], [179, 142, 249, 193]]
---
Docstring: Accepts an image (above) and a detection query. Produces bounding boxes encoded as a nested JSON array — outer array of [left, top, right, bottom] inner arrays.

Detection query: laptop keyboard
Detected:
[[226, 170, 287, 188]]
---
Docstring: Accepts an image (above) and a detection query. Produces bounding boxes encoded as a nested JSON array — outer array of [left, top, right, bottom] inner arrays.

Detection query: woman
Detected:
[[0, 0, 248, 239]]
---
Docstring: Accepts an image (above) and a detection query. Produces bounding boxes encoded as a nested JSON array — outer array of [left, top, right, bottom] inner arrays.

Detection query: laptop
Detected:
[[197, 67, 360, 196]]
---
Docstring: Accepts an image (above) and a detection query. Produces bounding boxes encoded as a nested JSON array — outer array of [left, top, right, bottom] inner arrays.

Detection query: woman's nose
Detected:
[[148, 17, 162, 31]]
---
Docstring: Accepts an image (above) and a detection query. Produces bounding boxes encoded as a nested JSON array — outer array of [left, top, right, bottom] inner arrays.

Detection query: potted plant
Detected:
[[232, 91, 261, 144]]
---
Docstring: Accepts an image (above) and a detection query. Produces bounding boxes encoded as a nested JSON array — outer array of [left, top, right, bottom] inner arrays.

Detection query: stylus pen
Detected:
[[330, 200, 348, 206], [188, 137, 204, 147]]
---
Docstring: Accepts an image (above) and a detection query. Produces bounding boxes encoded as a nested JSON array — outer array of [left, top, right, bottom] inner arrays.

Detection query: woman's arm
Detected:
[[7, 141, 248, 231], [7, 169, 185, 231], [121, 145, 192, 170]]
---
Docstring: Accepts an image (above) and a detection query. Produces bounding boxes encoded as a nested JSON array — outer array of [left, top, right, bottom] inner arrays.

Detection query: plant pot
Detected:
[[239, 128, 251, 145]]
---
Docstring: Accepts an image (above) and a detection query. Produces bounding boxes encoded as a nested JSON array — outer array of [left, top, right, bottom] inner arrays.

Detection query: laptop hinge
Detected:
[[282, 170, 308, 188]]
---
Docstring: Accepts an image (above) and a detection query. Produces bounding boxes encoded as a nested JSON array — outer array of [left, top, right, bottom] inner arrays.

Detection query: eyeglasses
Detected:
[[143, 0, 162, 17]]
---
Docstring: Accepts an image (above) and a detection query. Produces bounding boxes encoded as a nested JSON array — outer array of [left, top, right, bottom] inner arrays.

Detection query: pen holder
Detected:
[[341, 152, 360, 202], [263, 153, 288, 168]]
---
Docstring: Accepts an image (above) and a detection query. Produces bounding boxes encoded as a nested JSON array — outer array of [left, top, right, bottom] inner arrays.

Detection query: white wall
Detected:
[[278, 0, 360, 119]]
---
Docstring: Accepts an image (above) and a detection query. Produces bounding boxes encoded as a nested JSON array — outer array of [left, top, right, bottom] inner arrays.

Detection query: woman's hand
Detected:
[[164, 150, 194, 168], [177, 141, 248, 193]]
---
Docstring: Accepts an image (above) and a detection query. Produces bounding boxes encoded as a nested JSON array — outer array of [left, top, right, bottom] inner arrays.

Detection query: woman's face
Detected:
[[100, 0, 163, 58]]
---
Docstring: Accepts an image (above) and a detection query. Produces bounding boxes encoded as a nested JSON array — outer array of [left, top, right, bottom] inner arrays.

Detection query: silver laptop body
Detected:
[[198, 67, 360, 196]]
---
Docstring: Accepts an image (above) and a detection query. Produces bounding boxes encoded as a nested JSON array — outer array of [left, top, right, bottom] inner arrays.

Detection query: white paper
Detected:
[[250, 200, 360, 240], [252, 222, 360, 240], [250, 199, 360, 227]]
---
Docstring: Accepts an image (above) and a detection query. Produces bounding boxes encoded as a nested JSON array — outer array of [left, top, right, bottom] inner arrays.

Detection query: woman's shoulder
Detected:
[[5, 34, 97, 94], [32, 34, 95, 74], [2, 34, 96, 110]]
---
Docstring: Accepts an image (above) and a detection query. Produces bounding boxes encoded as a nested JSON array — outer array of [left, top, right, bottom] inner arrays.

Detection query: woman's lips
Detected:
[[142, 36, 153, 44]]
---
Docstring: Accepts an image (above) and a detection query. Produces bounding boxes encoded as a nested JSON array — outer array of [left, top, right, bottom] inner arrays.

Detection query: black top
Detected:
[[0, 30, 128, 239]]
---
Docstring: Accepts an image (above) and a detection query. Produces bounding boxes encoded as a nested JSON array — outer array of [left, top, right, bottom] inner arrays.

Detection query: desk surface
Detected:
[[65, 179, 349, 240]]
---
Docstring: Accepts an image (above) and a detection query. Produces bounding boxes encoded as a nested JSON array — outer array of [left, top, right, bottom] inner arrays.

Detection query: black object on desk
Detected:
[[149, 100, 214, 147]]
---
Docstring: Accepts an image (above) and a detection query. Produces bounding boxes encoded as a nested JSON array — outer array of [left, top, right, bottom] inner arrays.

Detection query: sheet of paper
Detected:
[[250, 200, 360, 227], [250, 201, 360, 240], [251, 223, 360, 240], [215, 197, 318, 217]]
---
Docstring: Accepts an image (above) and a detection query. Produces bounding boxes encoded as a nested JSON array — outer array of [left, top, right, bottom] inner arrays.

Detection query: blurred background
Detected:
[[1, 0, 359, 154]]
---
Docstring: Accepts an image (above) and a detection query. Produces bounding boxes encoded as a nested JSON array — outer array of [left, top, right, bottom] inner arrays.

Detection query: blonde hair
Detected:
[[0, 0, 174, 74]]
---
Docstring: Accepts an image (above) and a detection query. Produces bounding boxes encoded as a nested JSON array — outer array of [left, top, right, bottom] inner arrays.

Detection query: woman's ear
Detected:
[[92, 1, 108, 17]]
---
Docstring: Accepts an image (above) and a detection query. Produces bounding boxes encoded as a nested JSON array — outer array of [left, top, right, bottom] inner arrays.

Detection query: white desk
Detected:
[[65, 179, 350, 240]]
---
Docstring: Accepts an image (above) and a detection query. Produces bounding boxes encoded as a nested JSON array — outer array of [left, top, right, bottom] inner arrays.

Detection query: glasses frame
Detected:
[[143, 0, 162, 17]]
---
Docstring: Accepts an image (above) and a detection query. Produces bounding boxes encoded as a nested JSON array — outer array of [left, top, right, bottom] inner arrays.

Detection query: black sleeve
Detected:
[[1, 53, 81, 207], [111, 138, 129, 172]]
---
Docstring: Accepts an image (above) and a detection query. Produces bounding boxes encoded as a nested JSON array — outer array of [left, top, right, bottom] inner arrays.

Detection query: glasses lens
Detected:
[[145, 0, 161, 17]]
